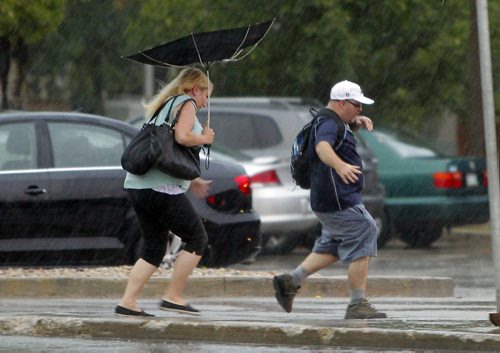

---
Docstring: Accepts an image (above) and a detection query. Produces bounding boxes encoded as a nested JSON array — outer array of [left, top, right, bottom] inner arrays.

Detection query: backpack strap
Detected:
[[310, 107, 346, 150]]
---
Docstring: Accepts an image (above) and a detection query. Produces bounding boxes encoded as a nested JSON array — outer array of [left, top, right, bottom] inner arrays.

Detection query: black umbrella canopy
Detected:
[[124, 20, 275, 68]]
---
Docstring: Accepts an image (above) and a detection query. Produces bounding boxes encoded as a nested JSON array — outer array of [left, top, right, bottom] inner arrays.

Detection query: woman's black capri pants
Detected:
[[127, 188, 208, 267]]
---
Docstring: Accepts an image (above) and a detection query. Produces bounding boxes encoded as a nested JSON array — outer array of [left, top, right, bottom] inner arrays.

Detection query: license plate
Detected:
[[466, 173, 479, 187]]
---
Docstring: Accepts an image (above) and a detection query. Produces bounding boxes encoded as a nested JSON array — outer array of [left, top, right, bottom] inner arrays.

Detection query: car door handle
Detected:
[[24, 185, 47, 196]]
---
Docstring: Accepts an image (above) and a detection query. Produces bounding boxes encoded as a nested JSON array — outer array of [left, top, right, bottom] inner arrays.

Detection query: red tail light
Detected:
[[234, 175, 251, 196], [250, 170, 281, 186], [206, 195, 216, 205], [433, 172, 463, 189], [483, 170, 488, 187]]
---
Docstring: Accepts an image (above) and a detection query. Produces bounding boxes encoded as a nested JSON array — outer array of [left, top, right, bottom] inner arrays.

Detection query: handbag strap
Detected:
[[170, 98, 197, 128], [148, 95, 196, 127], [149, 95, 180, 125], [167, 97, 210, 170]]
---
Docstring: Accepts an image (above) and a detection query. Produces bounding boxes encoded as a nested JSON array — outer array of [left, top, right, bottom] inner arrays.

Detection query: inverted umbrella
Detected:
[[123, 19, 275, 125]]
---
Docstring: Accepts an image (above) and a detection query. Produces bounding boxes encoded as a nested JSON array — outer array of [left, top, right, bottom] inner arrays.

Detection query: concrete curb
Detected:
[[0, 276, 454, 298], [1, 315, 499, 352]]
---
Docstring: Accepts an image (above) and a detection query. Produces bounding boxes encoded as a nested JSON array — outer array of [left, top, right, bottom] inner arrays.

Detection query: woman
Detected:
[[115, 68, 215, 317]]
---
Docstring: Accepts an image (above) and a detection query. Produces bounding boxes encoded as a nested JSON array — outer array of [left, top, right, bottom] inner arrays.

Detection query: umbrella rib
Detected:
[[223, 25, 251, 62], [227, 19, 276, 62], [137, 51, 189, 68], [216, 19, 275, 64]]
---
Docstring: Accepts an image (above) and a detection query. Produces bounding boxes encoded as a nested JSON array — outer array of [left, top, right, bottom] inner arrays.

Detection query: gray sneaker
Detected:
[[345, 298, 387, 319], [273, 274, 300, 313]]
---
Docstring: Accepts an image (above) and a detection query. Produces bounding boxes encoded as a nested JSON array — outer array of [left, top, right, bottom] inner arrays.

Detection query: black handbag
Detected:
[[121, 96, 201, 180]]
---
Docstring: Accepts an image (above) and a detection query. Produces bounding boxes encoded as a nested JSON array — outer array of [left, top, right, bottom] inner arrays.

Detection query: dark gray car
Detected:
[[0, 111, 261, 267]]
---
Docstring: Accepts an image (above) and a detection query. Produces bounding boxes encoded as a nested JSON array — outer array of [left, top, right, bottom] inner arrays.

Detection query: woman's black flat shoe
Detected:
[[159, 299, 200, 316], [114, 305, 155, 317]]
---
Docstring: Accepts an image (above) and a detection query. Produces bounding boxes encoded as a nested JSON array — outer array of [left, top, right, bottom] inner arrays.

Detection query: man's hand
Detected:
[[335, 162, 362, 184], [351, 115, 373, 132], [189, 178, 212, 198], [316, 141, 362, 184]]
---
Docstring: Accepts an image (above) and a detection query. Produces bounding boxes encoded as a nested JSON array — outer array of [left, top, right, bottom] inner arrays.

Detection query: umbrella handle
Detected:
[[207, 69, 211, 127], [207, 99, 211, 127]]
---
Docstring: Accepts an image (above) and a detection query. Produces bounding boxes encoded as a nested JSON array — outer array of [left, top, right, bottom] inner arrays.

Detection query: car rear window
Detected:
[[198, 111, 282, 150]]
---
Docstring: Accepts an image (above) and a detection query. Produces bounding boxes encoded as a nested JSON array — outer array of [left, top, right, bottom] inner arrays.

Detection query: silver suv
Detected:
[[198, 97, 387, 254]]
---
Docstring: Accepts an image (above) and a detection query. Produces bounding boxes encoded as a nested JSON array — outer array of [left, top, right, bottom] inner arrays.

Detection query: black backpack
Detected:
[[290, 108, 346, 189]]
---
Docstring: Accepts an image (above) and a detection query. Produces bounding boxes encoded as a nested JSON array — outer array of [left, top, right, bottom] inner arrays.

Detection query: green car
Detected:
[[359, 128, 489, 248]]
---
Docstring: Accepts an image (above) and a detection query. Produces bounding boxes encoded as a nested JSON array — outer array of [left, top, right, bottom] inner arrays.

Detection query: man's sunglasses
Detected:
[[346, 100, 362, 109]]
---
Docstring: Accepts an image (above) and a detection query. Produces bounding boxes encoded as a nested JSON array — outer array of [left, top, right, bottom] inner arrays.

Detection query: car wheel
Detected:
[[398, 223, 443, 248], [261, 234, 302, 255], [377, 210, 392, 249]]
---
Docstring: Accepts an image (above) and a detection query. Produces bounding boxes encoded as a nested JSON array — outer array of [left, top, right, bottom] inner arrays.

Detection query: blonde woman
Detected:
[[116, 68, 215, 317]]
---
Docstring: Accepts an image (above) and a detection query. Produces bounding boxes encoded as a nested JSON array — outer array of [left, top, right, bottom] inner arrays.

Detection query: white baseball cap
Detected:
[[330, 80, 374, 105]]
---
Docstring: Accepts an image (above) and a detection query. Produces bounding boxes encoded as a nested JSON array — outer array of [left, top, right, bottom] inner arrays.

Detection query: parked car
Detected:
[[206, 145, 320, 254], [358, 127, 489, 247], [196, 97, 387, 253], [0, 111, 261, 267]]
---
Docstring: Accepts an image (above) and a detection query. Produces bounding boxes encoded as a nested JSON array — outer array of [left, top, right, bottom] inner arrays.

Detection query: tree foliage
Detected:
[[30, 0, 141, 113], [0, 0, 65, 43], [0, 0, 65, 109], [5, 0, 500, 129], [123, 0, 498, 129]]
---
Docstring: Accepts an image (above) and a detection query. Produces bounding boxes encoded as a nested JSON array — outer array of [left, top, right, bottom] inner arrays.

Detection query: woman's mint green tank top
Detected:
[[124, 95, 202, 192]]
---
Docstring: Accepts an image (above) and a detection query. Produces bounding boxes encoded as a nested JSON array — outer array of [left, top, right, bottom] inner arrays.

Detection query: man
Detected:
[[273, 80, 386, 319]]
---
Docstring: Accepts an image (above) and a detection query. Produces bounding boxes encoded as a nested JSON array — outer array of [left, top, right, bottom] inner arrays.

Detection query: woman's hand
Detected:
[[201, 123, 215, 145], [175, 102, 215, 146], [189, 178, 212, 198]]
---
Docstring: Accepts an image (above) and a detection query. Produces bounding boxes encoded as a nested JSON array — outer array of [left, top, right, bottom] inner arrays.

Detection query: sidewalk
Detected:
[[0, 296, 498, 352], [0, 275, 499, 351]]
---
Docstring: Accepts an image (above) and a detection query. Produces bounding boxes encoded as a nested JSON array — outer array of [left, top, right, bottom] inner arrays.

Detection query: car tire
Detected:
[[261, 234, 302, 255], [398, 223, 443, 248], [377, 210, 392, 249]]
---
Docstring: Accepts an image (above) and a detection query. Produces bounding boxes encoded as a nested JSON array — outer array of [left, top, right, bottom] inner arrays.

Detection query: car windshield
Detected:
[[371, 129, 448, 158]]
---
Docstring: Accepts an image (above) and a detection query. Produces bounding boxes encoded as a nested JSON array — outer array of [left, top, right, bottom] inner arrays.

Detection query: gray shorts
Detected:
[[312, 204, 378, 264]]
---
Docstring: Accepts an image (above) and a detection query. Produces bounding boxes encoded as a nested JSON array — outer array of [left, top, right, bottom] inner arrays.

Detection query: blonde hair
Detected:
[[144, 68, 213, 118]]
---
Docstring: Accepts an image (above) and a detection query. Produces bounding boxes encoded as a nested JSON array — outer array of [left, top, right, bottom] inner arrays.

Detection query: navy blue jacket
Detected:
[[310, 111, 363, 212]]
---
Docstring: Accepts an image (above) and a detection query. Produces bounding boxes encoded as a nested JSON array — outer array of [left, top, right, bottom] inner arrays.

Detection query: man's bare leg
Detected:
[[347, 256, 369, 303], [300, 252, 338, 274]]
